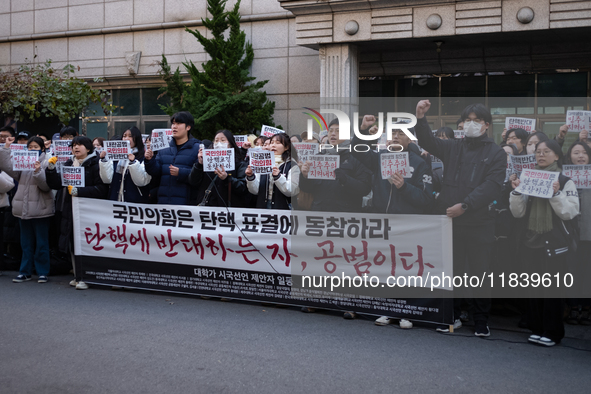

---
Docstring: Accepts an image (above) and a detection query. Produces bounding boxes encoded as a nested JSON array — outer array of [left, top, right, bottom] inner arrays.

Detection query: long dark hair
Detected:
[[565, 141, 591, 165], [125, 126, 145, 155], [215, 129, 244, 164], [271, 133, 297, 163]]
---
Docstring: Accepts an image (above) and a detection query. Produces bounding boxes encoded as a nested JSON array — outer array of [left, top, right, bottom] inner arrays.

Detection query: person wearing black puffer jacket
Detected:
[[415, 100, 506, 337], [46, 136, 108, 290], [189, 129, 248, 208], [99, 126, 151, 203], [144, 112, 201, 206]]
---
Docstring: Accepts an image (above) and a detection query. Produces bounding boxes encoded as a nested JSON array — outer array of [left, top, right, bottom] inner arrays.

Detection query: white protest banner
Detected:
[[72, 198, 454, 324], [566, 111, 591, 133], [52, 140, 71, 156], [141, 134, 150, 144], [56, 155, 73, 173], [261, 125, 284, 138], [61, 166, 85, 187], [292, 142, 319, 163], [150, 129, 173, 151], [505, 117, 536, 133], [12, 151, 39, 171], [10, 144, 27, 155], [381, 152, 412, 179], [454, 130, 466, 139], [104, 140, 131, 161], [509, 154, 536, 174], [515, 169, 559, 198], [249, 150, 273, 175], [307, 155, 339, 180], [203, 148, 235, 172], [234, 135, 248, 148], [505, 159, 513, 183], [563, 165, 591, 189]]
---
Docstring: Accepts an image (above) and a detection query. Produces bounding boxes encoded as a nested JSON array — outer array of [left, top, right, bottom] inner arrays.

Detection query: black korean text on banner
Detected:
[[509, 154, 536, 175], [292, 142, 319, 163], [454, 130, 466, 139], [515, 169, 559, 198], [307, 155, 339, 180], [104, 140, 131, 161], [150, 129, 173, 151], [566, 111, 591, 133], [381, 152, 412, 179], [203, 148, 235, 172], [563, 165, 591, 189], [71, 199, 454, 325], [52, 140, 73, 173], [12, 151, 39, 171], [261, 125, 284, 138], [249, 150, 273, 175], [505, 117, 536, 133], [234, 135, 248, 148], [61, 166, 85, 187]]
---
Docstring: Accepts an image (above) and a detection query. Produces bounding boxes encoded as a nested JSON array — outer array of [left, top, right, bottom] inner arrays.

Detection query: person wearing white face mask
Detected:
[[415, 100, 506, 337], [189, 129, 248, 207]]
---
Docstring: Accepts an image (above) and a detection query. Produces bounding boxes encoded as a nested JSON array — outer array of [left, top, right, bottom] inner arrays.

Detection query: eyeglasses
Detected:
[[535, 150, 553, 156]]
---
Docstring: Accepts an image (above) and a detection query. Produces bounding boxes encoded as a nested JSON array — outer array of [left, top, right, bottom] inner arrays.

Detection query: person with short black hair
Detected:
[[45, 136, 108, 290], [415, 100, 506, 337], [144, 112, 201, 205], [59, 126, 78, 140], [16, 131, 31, 145], [506, 128, 529, 155], [435, 127, 455, 140]]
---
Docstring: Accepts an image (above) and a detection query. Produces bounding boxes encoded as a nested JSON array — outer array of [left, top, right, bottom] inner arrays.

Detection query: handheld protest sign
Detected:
[[249, 150, 274, 175], [52, 140, 72, 157], [505, 117, 536, 133], [292, 142, 319, 163], [566, 111, 591, 133], [381, 152, 412, 179], [12, 151, 39, 171], [509, 154, 536, 175], [104, 140, 131, 161], [56, 155, 73, 173], [61, 166, 85, 187], [150, 129, 173, 151], [515, 169, 559, 198], [203, 148, 235, 172], [453, 130, 466, 139], [9, 144, 27, 156], [234, 135, 248, 148], [563, 165, 591, 189], [307, 154, 339, 180], [141, 134, 150, 144], [261, 125, 284, 138]]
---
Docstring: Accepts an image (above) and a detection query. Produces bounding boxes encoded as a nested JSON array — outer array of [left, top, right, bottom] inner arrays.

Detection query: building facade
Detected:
[[1, 0, 590, 143]]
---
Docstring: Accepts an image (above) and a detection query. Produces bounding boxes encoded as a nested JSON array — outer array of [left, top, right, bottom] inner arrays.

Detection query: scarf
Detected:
[[72, 151, 97, 167], [527, 161, 560, 234]]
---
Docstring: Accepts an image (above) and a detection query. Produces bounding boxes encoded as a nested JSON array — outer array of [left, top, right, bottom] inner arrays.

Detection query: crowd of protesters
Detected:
[[1, 98, 590, 348]]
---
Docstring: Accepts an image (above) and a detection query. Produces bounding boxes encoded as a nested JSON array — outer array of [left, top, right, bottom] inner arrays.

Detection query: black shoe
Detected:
[[38, 276, 48, 283], [13, 274, 32, 283], [474, 323, 490, 337]]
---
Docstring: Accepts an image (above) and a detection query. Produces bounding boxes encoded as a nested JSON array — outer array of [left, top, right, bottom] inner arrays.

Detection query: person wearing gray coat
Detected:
[[0, 136, 54, 283]]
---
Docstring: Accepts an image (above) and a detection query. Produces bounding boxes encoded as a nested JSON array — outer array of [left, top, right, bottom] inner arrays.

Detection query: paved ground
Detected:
[[1, 273, 590, 394]]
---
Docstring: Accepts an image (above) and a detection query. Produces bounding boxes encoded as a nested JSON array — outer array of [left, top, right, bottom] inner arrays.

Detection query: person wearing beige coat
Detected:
[[0, 136, 54, 283]]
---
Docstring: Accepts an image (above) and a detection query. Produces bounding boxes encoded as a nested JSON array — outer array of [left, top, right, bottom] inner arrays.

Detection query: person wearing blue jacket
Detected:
[[144, 112, 201, 205]]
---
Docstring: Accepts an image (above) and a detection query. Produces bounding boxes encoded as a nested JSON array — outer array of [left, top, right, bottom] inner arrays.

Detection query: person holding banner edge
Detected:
[[0, 136, 54, 283], [45, 136, 108, 290], [509, 139, 580, 346], [415, 100, 506, 337], [144, 112, 200, 206]]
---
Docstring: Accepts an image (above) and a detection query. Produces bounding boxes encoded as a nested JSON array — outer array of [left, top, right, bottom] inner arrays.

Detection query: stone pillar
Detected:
[[319, 43, 359, 99]]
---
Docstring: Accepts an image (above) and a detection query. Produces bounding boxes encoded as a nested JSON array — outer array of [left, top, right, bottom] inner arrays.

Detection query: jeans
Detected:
[[19, 217, 51, 277]]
